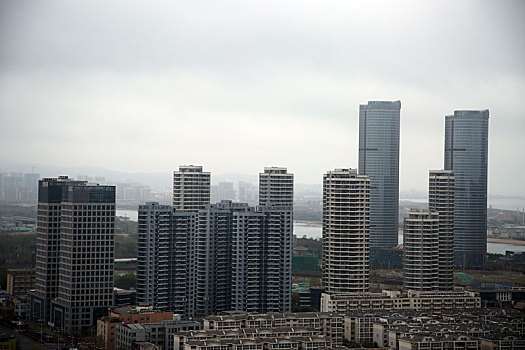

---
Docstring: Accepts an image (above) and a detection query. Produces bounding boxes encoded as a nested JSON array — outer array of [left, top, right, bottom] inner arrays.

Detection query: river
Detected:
[[117, 210, 524, 254]]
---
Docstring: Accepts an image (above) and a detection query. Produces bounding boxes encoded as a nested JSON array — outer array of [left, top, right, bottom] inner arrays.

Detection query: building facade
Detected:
[[320, 290, 481, 314], [429, 170, 455, 290], [403, 210, 440, 291], [137, 203, 173, 310], [196, 201, 293, 315], [322, 168, 370, 293], [136, 203, 196, 316], [173, 165, 210, 212], [30, 176, 115, 336], [444, 110, 489, 269], [358, 100, 401, 248]]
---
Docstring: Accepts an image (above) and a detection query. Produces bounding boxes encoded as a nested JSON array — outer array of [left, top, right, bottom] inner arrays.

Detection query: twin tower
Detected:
[[356, 101, 489, 274], [137, 166, 294, 317]]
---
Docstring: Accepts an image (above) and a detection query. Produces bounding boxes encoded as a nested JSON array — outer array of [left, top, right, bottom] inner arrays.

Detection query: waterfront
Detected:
[[117, 210, 525, 254]]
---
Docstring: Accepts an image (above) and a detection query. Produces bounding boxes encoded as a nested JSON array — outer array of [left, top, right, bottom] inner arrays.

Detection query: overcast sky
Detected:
[[1, 0, 524, 195]]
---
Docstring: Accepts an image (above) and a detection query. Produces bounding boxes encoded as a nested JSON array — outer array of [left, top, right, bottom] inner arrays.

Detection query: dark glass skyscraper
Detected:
[[358, 100, 401, 248], [444, 110, 489, 269]]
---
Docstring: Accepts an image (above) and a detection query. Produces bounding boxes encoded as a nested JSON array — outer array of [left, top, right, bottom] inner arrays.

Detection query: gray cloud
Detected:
[[0, 0, 524, 196]]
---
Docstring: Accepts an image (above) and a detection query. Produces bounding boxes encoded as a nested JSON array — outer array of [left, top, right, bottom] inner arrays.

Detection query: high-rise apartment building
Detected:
[[358, 101, 400, 248], [196, 201, 293, 315], [444, 110, 489, 269], [137, 203, 172, 310], [429, 170, 455, 290], [136, 203, 196, 316], [322, 169, 370, 293], [30, 176, 115, 336], [259, 167, 294, 208], [173, 165, 210, 212], [137, 199, 292, 317], [403, 210, 439, 291]]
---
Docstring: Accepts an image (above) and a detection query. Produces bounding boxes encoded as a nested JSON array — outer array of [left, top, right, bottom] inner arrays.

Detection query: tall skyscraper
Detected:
[[173, 165, 211, 212], [259, 167, 294, 208], [444, 110, 489, 269], [30, 176, 115, 336], [358, 101, 401, 248], [403, 210, 439, 291], [322, 169, 370, 293], [429, 170, 455, 290]]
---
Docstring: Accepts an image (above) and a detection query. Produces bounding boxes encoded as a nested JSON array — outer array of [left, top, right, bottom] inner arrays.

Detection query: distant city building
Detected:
[[30, 176, 115, 336], [358, 100, 401, 248], [173, 165, 210, 212], [6, 269, 35, 296], [0, 172, 38, 201], [429, 170, 455, 290], [259, 167, 294, 208], [217, 181, 236, 202], [322, 168, 370, 293], [403, 210, 440, 291], [444, 110, 489, 269], [237, 181, 258, 205]]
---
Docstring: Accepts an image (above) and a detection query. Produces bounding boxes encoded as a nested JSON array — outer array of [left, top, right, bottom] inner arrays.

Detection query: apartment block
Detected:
[[322, 168, 370, 293], [173, 165, 211, 212], [403, 210, 440, 291], [259, 167, 294, 208], [429, 170, 455, 291]]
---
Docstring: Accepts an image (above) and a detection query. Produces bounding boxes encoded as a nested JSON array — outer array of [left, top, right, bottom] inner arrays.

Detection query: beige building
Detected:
[[321, 290, 481, 313], [322, 168, 370, 294], [173, 165, 210, 212]]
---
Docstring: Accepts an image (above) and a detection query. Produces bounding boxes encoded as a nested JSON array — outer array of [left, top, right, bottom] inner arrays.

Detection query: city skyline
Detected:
[[1, 1, 524, 198]]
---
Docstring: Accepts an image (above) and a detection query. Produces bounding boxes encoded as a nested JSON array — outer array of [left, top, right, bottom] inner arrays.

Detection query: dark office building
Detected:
[[358, 100, 401, 248], [30, 176, 115, 336], [444, 110, 489, 269]]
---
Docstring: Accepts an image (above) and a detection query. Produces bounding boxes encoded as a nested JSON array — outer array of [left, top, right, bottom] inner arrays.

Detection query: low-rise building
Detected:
[[97, 305, 175, 350], [115, 320, 202, 350], [203, 312, 343, 346], [369, 309, 524, 350], [321, 290, 481, 313], [6, 269, 35, 296], [174, 327, 319, 349], [182, 336, 332, 350]]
